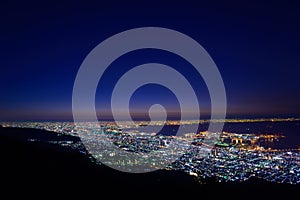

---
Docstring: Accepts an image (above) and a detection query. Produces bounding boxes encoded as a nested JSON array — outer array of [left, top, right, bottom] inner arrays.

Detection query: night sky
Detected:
[[1, 1, 300, 121]]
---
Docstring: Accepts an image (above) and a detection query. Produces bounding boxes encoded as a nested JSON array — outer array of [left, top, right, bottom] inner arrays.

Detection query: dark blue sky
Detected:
[[1, 1, 300, 121]]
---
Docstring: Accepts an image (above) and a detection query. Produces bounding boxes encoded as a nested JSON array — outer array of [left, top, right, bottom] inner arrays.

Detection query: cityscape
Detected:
[[2, 117, 300, 185], [1, 0, 300, 196]]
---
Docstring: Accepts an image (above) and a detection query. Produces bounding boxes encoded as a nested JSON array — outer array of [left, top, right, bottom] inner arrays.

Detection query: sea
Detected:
[[124, 121, 300, 150]]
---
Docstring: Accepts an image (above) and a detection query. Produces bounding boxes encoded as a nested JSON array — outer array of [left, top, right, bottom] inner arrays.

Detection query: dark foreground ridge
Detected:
[[0, 126, 298, 197]]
